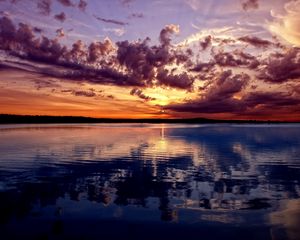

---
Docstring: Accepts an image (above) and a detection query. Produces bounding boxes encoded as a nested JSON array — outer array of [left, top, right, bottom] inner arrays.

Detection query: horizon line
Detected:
[[1, 114, 300, 123]]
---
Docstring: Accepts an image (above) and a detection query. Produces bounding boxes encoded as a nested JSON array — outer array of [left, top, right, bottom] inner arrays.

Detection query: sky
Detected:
[[0, 0, 300, 120]]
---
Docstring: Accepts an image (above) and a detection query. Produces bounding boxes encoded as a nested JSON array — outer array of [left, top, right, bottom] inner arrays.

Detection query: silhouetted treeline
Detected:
[[0, 114, 297, 124]]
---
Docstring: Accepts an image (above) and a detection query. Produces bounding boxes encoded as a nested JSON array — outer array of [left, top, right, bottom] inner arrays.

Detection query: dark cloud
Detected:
[[61, 88, 114, 98], [78, 0, 87, 11], [94, 15, 128, 26], [166, 96, 243, 114], [16, 22, 35, 45], [166, 70, 250, 113], [61, 89, 72, 93], [213, 49, 260, 68], [190, 62, 214, 73], [0, 16, 16, 43], [130, 88, 155, 101], [56, 0, 74, 7], [242, 0, 259, 11], [213, 51, 242, 67], [0, 16, 253, 93], [238, 36, 272, 48], [200, 35, 212, 50], [156, 68, 194, 90], [258, 48, 300, 83], [243, 91, 300, 108], [34, 79, 61, 90], [166, 75, 300, 116], [33, 27, 43, 34], [72, 90, 96, 97], [0, 16, 66, 62], [213, 37, 236, 44], [129, 13, 144, 19], [234, 50, 260, 69], [208, 70, 250, 99], [63, 40, 87, 64], [116, 39, 158, 86], [88, 38, 114, 62], [159, 24, 179, 47], [173, 49, 193, 66], [37, 0, 52, 15], [54, 12, 66, 22], [116, 35, 193, 89], [56, 28, 65, 38], [167, 90, 300, 115]]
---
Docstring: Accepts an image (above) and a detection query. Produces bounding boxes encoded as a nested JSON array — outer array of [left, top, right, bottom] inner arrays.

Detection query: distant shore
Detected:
[[0, 114, 299, 124]]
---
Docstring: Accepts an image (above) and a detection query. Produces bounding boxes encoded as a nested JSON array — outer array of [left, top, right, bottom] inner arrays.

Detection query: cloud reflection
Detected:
[[0, 124, 300, 239]]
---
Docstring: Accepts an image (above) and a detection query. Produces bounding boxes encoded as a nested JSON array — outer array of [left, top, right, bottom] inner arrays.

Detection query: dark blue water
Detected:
[[0, 124, 299, 240]]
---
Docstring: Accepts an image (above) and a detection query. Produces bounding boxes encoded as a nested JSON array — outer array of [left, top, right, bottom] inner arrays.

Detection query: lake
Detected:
[[0, 124, 299, 240]]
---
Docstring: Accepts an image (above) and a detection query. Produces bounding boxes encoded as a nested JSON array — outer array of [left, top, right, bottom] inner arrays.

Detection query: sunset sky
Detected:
[[0, 0, 300, 120]]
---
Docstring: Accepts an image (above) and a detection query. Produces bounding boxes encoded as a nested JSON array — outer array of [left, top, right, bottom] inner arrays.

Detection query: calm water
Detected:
[[0, 124, 300, 240]]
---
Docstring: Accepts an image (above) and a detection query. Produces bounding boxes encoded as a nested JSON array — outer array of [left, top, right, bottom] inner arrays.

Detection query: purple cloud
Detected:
[[94, 15, 128, 26], [54, 12, 66, 22], [242, 0, 259, 11]]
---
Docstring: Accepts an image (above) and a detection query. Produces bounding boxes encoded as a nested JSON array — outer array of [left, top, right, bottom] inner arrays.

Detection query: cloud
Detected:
[[56, 28, 65, 38], [166, 90, 300, 116], [56, 0, 74, 7], [94, 15, 128, 26], [269, 0, 300, 46], [159, 24, 180, 47], [177, 26, 235, 46], [103, 27, 125, 37], [0, 16, 150, 88], [257, 47, 300, 83], [212, 49, 260, 69], [88, 38, 114, 62], [243, 91, 300, 108], [34, 79, 61, 90], [54, 12, 66, 22], [156, 68, 194, 90], [129, 13, 144, 19], [72, 90, 96, 97], [190, 62, 214, 73], [0, 16, 67, 62], [61, 88, 102, 98], [37, 0, 52, 15], [78, 0, 87, 11], [166, 70, 250, 114], [33, 27, 43, 34], [0, 16, 16, 42], [130, 88, 156, 101], [242, 0, 259, 11], [200, 35, 212, 50], [166, 60, 300, 116], [115, 34, 194, 90], [166, 96, 243, 114], [0, 13, 299, 116], [204, 70, 250, 102], [238, 36, 272, 48]]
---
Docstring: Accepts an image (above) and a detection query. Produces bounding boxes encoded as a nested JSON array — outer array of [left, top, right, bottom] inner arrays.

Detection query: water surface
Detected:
[[0, 124, 300, 240]]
